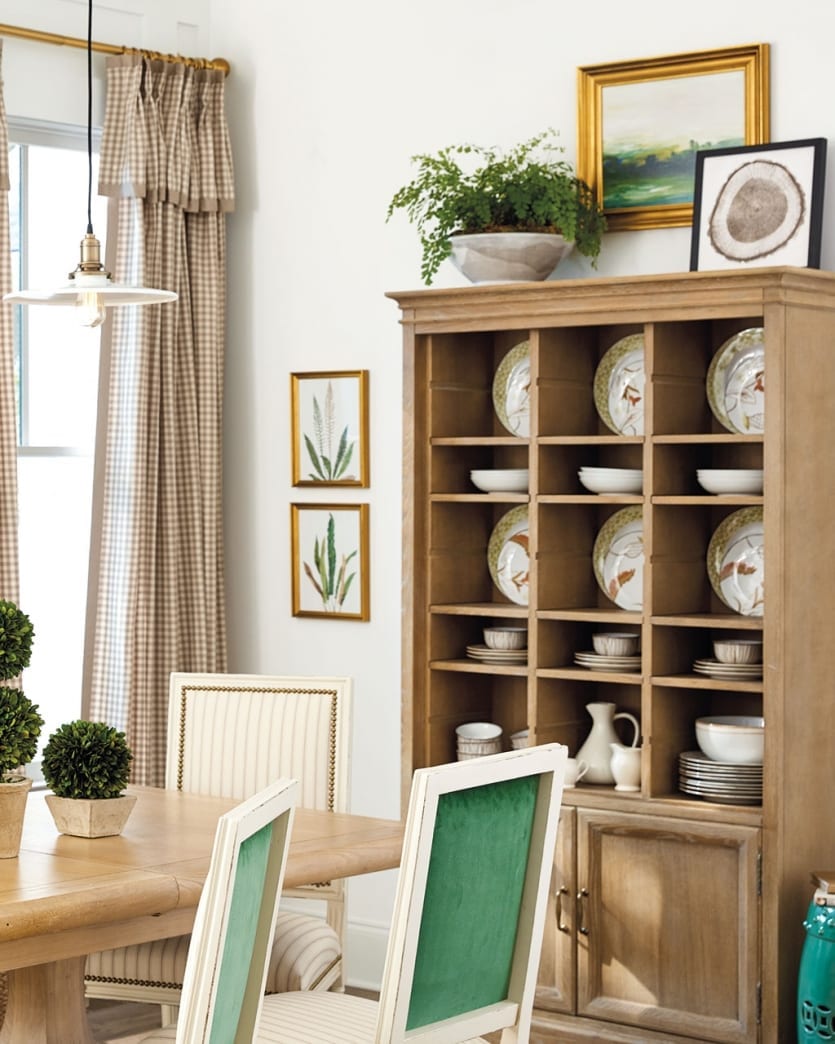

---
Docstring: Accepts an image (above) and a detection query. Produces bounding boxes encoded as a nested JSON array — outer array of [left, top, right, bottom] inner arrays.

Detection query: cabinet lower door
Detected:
[[577, 809, 760, 1044], [535, 806, 576, 1013]]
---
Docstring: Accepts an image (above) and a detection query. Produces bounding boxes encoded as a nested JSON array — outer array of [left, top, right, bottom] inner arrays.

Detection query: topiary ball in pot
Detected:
[[0, 687, 43, 857], [0, 600, 35, 682], [42, 719, 133, 799], [42, 720, 136, 837], [0, 688, 44, 781]]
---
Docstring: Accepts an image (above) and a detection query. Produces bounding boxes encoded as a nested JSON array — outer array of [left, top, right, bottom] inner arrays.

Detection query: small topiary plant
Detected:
[[0, 600, 35, 681], [42, 720, 133, 799], [0, 688, 44, 781]]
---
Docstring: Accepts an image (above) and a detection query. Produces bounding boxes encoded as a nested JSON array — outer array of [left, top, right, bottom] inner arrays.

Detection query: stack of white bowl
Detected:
[[679, 714, 764, 804], [696, 469, 763, 495], [578, 466, 643, 494], [470, 469, 529, 492], [510, 728, 529, 750], [456, 722, 502, 760]]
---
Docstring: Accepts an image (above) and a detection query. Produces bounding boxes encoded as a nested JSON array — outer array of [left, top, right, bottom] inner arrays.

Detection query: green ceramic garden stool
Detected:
[[798, 875, 835, 1040]]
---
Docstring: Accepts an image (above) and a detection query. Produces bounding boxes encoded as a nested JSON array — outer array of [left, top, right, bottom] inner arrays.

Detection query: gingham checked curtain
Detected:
[[0, 44, 17, 1030], [0, 42, 19, 603], [83, 55, 233, 784]]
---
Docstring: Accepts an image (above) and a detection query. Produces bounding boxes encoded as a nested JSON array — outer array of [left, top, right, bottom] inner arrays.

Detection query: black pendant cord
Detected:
[[86, 0, 93, 236]]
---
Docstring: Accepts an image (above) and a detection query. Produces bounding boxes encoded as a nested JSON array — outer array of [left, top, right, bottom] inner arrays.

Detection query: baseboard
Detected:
[[344, 918, 389, 992]]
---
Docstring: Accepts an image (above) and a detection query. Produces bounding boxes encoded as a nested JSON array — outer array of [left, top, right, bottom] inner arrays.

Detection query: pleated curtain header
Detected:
[[98, 53, 235, 213]]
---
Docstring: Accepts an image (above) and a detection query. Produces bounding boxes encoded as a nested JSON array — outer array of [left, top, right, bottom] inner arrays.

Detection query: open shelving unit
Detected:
[[389, 268, 835, 1043]]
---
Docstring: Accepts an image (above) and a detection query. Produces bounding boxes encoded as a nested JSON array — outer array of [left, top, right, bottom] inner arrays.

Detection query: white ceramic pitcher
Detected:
[[575, 702, 640, 784], [610, 742, 642, 792]]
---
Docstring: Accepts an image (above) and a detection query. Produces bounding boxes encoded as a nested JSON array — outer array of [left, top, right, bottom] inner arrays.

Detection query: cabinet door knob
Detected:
[[556, 885, 570, 933], [577, 887, 589, 935]]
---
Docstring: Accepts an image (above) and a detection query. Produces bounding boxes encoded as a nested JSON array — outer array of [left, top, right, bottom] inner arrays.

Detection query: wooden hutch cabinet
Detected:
[[388, 268, 835, 1043]]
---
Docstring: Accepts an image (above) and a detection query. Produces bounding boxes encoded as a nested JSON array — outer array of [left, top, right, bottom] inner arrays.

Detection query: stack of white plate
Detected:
[[574, 650, 641, 673], [678, 750, 762, 804], [466, 644, 527, 665], [693, 658, 763, 681]]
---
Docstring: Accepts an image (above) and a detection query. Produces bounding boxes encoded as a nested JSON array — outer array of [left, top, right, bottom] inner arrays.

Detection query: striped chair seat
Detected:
[[139, 991, 486, 1042], [84, 911, 341, 1000], [257, 992, 488, 1042]]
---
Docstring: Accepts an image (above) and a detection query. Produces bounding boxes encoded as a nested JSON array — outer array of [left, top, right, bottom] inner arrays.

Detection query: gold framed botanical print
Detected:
[[291, 503, 370, 620], [577, 43, 770, 231], [291, 370, 369, 487]]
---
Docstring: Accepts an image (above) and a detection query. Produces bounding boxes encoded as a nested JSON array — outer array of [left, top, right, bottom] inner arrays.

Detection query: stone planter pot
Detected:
[[45, 793, 137, 838], [0, 777, 33, 857], [449, 232, 574, 284]]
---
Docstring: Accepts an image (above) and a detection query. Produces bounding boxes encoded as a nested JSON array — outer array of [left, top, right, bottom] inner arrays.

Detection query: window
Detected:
[[7, 120, 105, 756]]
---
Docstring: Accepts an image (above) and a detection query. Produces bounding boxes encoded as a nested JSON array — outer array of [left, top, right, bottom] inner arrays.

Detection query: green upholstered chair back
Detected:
[[174, 777, 297, 1043], [376, 743, 567, 1043]]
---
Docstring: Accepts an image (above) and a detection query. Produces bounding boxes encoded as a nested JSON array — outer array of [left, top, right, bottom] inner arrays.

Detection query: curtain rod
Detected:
[[0, 21, 230, 76]]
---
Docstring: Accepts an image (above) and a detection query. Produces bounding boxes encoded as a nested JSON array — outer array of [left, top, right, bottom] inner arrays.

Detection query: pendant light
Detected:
[[4, 0, 177, 326]]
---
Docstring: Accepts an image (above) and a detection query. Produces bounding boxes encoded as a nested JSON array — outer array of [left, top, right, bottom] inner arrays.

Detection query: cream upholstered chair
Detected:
[[84, 672, 351, 1019], [141, 776, 298, 1043], [140, 743, 567, 1044]]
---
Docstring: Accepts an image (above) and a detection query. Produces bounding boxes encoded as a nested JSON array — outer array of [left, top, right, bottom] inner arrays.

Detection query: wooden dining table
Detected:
[[0, 785, 404, 1043]]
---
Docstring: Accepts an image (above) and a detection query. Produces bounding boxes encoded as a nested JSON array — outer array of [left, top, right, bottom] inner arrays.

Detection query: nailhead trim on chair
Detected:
[[175, 685, 339, 810], [84, 974, 183, 990]]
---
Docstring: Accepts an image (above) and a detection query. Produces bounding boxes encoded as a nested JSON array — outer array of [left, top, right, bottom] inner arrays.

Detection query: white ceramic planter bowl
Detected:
[[470, 469, 529, 493], [696, 469, 764, 495], [484, 626, 528, 650], [449, 232, 574, 284], [695, 715, 764, 764], [713, 638, 763, 664], [592, 631, 639, 656], [579, 467, 643, 494]]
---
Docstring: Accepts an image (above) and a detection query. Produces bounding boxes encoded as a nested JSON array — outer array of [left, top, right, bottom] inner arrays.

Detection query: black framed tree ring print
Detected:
[[690, 138, 827, 270]]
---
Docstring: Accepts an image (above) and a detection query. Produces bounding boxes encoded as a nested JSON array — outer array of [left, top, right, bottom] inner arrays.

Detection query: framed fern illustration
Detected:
[[291, 370, 369, 486], [291, 503, 370, 620]]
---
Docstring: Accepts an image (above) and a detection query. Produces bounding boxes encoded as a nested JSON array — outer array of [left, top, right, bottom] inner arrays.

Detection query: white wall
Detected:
[[208, 0, 835, 986], [8, 0, 835, 989]]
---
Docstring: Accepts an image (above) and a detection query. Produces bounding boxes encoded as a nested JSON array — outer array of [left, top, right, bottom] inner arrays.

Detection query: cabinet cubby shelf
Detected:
[[653, 433, 763, 444], [431, 436, 528, 445], [653, 495, 762, 505], [429, 660, 528, 675]]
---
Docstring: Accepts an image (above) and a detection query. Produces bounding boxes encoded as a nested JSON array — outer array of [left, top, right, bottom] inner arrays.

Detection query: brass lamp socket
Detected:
[[70, 232, 110, 278]]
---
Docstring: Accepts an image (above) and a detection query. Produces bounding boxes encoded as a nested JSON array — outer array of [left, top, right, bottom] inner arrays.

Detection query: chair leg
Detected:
[[325, 897, 346, 991]]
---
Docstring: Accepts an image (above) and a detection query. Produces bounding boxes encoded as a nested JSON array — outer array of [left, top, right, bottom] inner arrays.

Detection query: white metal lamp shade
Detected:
[[5, 232, 177, 327]]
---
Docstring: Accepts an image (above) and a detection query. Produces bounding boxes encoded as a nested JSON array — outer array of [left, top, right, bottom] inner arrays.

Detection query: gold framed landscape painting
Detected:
[[577, 44, 770, 231], [291, 503, 370, 620], [291, 370, 369, 487]]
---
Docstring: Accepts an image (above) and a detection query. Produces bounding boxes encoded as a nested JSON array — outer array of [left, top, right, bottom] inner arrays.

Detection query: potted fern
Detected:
[[42, 719, 135, 837], [387, 128, 606, 285], [0, 600, 43, 858]]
